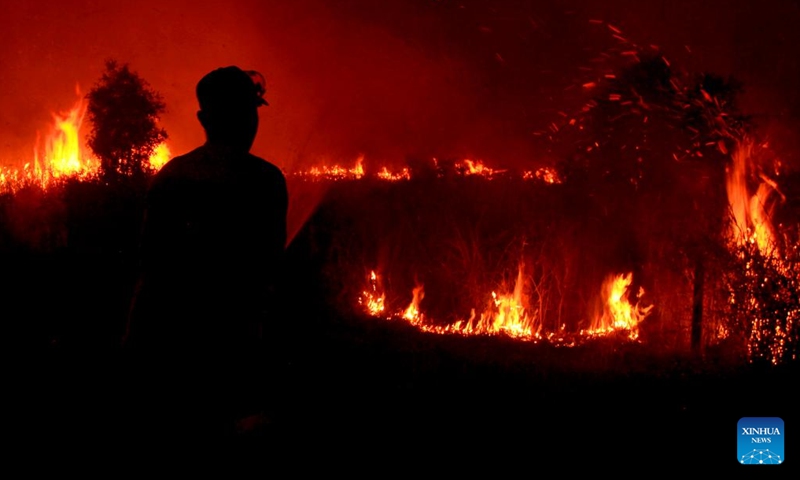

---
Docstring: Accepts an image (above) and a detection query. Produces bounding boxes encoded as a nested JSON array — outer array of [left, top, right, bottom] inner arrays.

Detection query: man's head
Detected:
[[196, 66, 268, 151]]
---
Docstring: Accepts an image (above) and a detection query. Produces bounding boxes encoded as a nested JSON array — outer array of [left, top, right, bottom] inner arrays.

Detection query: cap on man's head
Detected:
[[196, 66, 268, 112]]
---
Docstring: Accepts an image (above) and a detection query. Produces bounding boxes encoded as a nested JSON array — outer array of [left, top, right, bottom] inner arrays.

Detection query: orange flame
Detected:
[[37, 95, 96, 179], [456, 159, 504, 178], [360, 267, 652, 344], [726, 139, 780, 254], [295, 155, 366, 181], [588, 272, 653, 340], [725, 139, 795, 364], [359, 270, 386, 316], [402, 284, 425, 325], [1, 90, 170, 193], [459, 262, 540, 338], [377, 166, 411, 181]]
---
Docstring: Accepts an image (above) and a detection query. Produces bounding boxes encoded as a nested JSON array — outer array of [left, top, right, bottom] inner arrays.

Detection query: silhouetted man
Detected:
[[125, 66, 288, 439]]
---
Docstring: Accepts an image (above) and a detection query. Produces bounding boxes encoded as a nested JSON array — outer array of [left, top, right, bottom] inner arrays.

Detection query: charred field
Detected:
[[2, 172, 798, 467]]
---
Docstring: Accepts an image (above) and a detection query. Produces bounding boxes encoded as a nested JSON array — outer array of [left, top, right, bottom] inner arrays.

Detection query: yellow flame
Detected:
[[456, 159, 504, 177], [43, 97, 93, 178], [589, 272, 653, 340], [377, 166, 411, 181], [359, 270, 386, 316], [465, 262, 539, 338], [352, 155, 365, 178], [394, 263, 541, 339], [402, 285, 425, 324], [359, 266, 654, 345], [1, 90, 170, 193], [727, 139, 779, 255], [295, 156, 366, 180], [147, 142, 171, 171]]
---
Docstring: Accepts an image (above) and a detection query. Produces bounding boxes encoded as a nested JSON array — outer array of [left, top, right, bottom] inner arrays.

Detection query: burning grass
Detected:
[[305, 175, 704, 350], [4, 151, 795, 365], [292, 139, 798, 363], [1, 38, 797, 366]]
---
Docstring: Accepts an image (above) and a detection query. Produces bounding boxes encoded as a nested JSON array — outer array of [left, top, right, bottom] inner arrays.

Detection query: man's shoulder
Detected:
[[242, 154, 288, 193], [149, 146, 286, 192], [151, 147, 204, 184], [244, 153, 285, 179]]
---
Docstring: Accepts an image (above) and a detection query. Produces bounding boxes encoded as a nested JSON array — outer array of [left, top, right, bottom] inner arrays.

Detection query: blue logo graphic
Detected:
[[738, 417, 784, 465]]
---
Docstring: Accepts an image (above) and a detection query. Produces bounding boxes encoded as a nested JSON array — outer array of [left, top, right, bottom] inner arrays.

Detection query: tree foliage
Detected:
[[549, 53, 758, 350], [563, 56, 748, 191], [86, 60, 167, 181]]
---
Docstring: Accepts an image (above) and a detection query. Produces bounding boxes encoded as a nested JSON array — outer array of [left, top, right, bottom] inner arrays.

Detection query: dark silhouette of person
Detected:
[[124, 66, 288, 440]]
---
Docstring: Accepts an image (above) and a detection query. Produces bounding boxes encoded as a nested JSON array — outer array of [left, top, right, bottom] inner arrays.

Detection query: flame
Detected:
[[39, 96, 96, 179], [726, 139, 780, 255], [359, 270, 386, 316], [589, 272, 653, 340], [363, 263, 545, 341], [1, 89, 170, 193], [402, 284, 425, 325], [360, 266, 653, 344], [456, 159, 504, 178], [352, 155, 365, 178], [377, 166, 411, 181], [147, 142, 171, 171], [294, 155, 366, 180], [725, 138, 796, 364], [288, 157, 557, 182], [459, 262, 540, 338]]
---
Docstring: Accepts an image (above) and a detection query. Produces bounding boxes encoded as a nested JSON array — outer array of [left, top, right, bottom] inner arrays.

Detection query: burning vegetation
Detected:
[[319, 21, 798, 364], [0, 95, 169, 194], [1, 21, 799, 369]]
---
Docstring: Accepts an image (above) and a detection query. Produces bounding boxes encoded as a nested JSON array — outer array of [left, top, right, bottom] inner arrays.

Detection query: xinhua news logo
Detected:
[[738, 417, 784, 465]]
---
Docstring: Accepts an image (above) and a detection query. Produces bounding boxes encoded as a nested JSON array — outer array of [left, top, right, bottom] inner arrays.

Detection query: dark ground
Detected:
[[7, 310, 797, 475], [1, 179, 797, 474]]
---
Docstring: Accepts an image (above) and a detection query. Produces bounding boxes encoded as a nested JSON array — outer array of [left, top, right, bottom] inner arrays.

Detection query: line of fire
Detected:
[[3, 38, 797, 368], [1, 13, 799, 463]]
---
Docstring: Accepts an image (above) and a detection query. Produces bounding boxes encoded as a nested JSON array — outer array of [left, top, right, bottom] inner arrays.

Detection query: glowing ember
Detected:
[[523, 167, 562, 184], [724, 138, 797, 364]]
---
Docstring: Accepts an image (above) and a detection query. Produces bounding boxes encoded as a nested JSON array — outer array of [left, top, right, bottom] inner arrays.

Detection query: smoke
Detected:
[[2, 0, 800, 172], [0, 0, 485, 171]]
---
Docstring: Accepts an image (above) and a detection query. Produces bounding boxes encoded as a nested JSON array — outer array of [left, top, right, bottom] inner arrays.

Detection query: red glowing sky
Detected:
[[2, 0, 800, 171]]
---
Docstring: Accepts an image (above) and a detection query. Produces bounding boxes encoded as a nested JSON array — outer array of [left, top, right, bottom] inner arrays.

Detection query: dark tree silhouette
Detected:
[[557, 54, 752, 351], [86, 60, 167, 181]]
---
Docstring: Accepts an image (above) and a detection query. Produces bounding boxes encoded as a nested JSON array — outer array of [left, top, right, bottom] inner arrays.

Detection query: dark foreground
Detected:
[[7, 313, 797, 475], [2, 178, 797, 473]]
